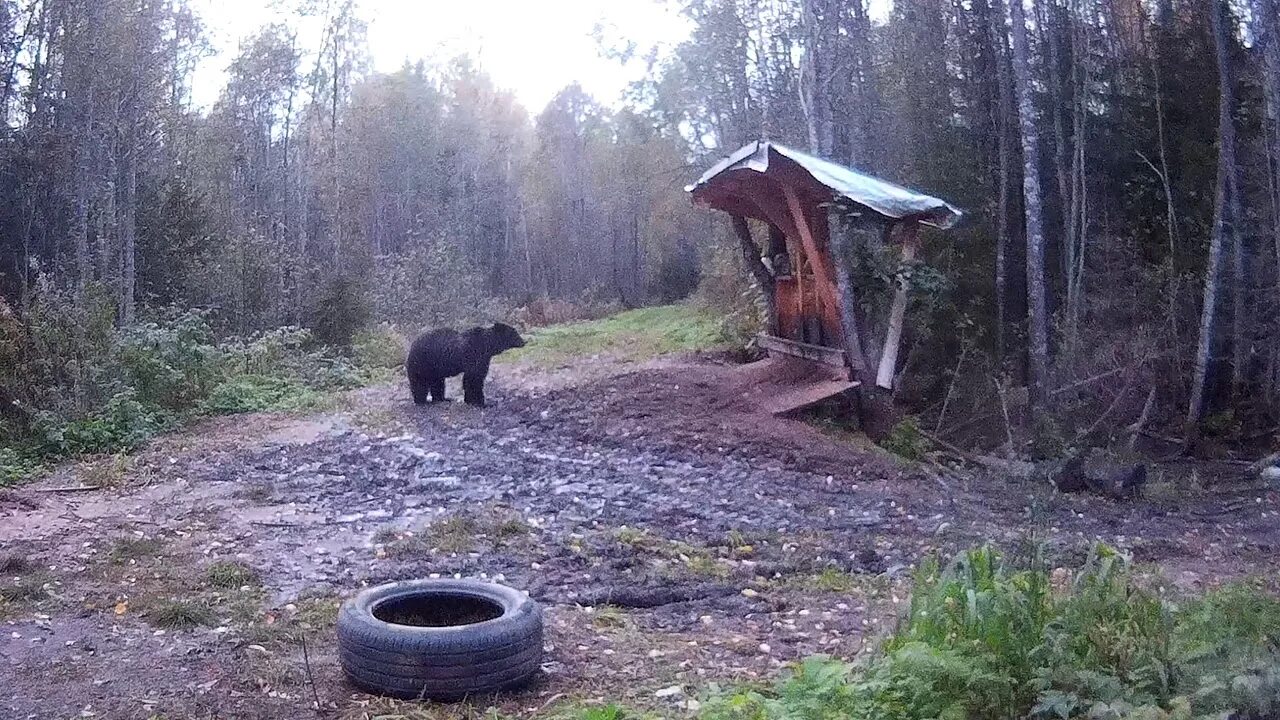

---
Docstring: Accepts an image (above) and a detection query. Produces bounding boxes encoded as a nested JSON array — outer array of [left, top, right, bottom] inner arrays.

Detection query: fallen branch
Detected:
[[1127, 387, 1157, 451], [31, 485, 101, 493]]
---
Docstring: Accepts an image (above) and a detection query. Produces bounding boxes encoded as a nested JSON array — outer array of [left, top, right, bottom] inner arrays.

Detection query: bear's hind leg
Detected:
[[429, 377, 447, 403]]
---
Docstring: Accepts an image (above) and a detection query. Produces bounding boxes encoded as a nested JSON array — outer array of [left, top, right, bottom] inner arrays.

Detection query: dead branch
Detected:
[[31, 485, 101, 493], [1127, 387, 1157, 451], [994, 377, 1015, 449]]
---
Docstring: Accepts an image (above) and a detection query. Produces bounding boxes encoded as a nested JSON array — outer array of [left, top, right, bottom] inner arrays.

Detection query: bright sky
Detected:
[[191, 0, 692, 113]]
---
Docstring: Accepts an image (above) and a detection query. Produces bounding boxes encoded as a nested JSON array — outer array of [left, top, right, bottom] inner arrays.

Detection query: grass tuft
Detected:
[[109, 535, 165, 564], [146, 598, 215, 629], [204, 560, 261, 589]]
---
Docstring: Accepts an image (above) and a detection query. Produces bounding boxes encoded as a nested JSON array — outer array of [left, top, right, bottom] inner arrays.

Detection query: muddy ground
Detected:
[[2, 353, 1279, 720]]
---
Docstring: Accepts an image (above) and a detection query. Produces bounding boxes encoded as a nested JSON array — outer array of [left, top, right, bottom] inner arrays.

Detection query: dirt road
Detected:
[[2, 356, 1278, 719]]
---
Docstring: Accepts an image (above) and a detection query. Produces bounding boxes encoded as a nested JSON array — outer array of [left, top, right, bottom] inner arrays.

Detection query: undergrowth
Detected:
[[0, 297, 402, 486], [696, 544, 1280, 720]]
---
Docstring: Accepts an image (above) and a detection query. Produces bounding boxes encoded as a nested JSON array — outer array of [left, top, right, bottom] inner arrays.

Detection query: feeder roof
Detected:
[[686, 140, 962, 230]]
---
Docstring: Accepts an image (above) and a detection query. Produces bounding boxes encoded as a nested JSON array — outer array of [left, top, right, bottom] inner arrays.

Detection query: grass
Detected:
[[203, 560, 260, 589], [502, 304, 729, 368], [809, 566, 859, 592], [592, 605, 629, 629], [428, 514, 480, 553], [145, 598, 215, 629], [109, 535, 166, 564], [0, 572, 50, 602], [0, 552, 32, 575]]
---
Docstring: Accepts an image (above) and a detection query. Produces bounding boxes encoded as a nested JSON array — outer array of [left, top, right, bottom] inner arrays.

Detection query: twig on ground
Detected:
[[301, 634, 323, 712], [1128, 387, 1157, 451], [994, 377, 1015, 450], [32, 485, 101, 493]]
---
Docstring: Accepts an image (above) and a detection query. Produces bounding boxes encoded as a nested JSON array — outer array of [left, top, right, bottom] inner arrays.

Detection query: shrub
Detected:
[[305, 274, 370, 347], [0, 448, 40, 487], [115, 309, 223, 411], [353, 323, 407, 370], [701, 545, 1280, 720], [880, 416, 930, 461]]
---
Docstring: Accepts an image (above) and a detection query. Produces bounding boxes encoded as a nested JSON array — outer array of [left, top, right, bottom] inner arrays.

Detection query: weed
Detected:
[[109, 535, 165, 564], [810, 567, 858, 593], [614, 526, 649, 547], [592, 605, 629, 629], [236, 483, 276, 503], [0, 553, 32, 575], [0, 573, 49, 602], [684, 553, 730, 579], [429, 514, 479, 553], [492, 516, 530, 539], [79, 453, 135, 488], [204, 560, 260, 589], [146, 598, 215, 629], [372, 526, 400, 545], [880, 415, 929, 461]]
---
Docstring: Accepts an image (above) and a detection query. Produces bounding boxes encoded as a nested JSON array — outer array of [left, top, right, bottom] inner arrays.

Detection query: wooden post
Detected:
[[729, 215, 778, 334], [826, 208, 871, 377], [876, 224, 921, 390], [782, 186, 842, 329]]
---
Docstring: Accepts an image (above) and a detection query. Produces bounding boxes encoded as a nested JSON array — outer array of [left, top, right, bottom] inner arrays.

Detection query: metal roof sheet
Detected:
[[686, 140, 962, 230]]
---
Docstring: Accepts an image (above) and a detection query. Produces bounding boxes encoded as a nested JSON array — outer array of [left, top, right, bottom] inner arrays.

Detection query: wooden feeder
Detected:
[[687, 141, 961, 414]]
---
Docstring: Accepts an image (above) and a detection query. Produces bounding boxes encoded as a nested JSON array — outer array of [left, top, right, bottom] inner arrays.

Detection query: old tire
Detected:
[[337, 579, 543, 700]]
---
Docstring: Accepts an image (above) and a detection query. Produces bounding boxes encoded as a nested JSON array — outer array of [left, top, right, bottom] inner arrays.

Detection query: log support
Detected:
[[876, 224, 921, 390]]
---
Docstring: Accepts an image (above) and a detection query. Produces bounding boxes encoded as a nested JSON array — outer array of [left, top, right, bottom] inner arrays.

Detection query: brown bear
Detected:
[[405, 323, 526, 407]]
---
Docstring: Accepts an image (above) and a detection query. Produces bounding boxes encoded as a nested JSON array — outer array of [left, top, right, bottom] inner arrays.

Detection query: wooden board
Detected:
[[733, 355, 861, 416], [757, 333, 849, 369]]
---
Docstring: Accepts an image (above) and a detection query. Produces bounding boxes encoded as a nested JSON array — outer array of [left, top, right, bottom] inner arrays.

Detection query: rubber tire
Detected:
[[337, 579, 543, 700]]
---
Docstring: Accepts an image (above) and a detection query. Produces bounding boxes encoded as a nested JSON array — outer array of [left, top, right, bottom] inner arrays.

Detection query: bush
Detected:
[[0, 448, 41, 487], [305, 274, 370, 347], [881, 416, 930, 461], [368, 243, 506, 331], [353, 324, 407, 370], [700, 544, 1280, 720]]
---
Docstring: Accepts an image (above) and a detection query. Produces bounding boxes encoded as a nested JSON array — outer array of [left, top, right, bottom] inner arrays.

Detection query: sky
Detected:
[[191, 0, 693, 113]]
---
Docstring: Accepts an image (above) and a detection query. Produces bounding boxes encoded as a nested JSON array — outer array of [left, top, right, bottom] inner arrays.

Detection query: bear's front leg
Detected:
[[462, 371, 485, 407], [409, 374, 430, 405]]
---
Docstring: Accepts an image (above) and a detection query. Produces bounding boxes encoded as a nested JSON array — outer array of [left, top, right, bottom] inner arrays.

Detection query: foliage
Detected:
[[305, 274, 370, 348], [0, 295, 391, 480], [352, 323, 407, 370], [880, 416, 929, 461], [699, 545, 1280, 720]]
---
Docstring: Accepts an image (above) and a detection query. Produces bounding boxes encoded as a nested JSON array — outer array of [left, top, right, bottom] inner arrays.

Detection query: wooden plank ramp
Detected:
[[732, 355, 860, 417]]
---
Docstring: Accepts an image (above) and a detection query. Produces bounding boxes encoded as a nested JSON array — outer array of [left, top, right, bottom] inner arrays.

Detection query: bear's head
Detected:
[[486, 322, 526, 354]]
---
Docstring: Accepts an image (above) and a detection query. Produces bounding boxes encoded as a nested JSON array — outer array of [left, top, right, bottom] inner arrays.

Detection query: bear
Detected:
[[405, 322, 526, 407]]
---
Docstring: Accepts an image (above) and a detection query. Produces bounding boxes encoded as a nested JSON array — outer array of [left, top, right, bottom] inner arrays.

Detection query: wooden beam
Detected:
[[782, 185, 842, 337], [729, 215, 778, 334], [875, 224, 922, 390], [826, 209, 873, 376], [757, 333, 850, 368]]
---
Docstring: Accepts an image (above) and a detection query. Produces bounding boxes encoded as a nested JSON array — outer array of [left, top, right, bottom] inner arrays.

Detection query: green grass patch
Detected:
[[0, 572, 50, 603], [502, 304, 730, 368], [203, 560, 261, 589], [109, 536, 166, 564], [145, 598, 215, 629]]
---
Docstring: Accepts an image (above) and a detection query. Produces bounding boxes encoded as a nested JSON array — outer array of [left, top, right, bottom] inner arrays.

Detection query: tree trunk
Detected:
[[1006, 0, 1052, 408], [1187, 0, 1238, 439], [730, 215, 778, 334]]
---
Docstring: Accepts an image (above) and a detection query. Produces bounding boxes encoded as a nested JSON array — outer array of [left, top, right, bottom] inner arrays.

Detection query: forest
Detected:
[[0, 0, 1273, 466]]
